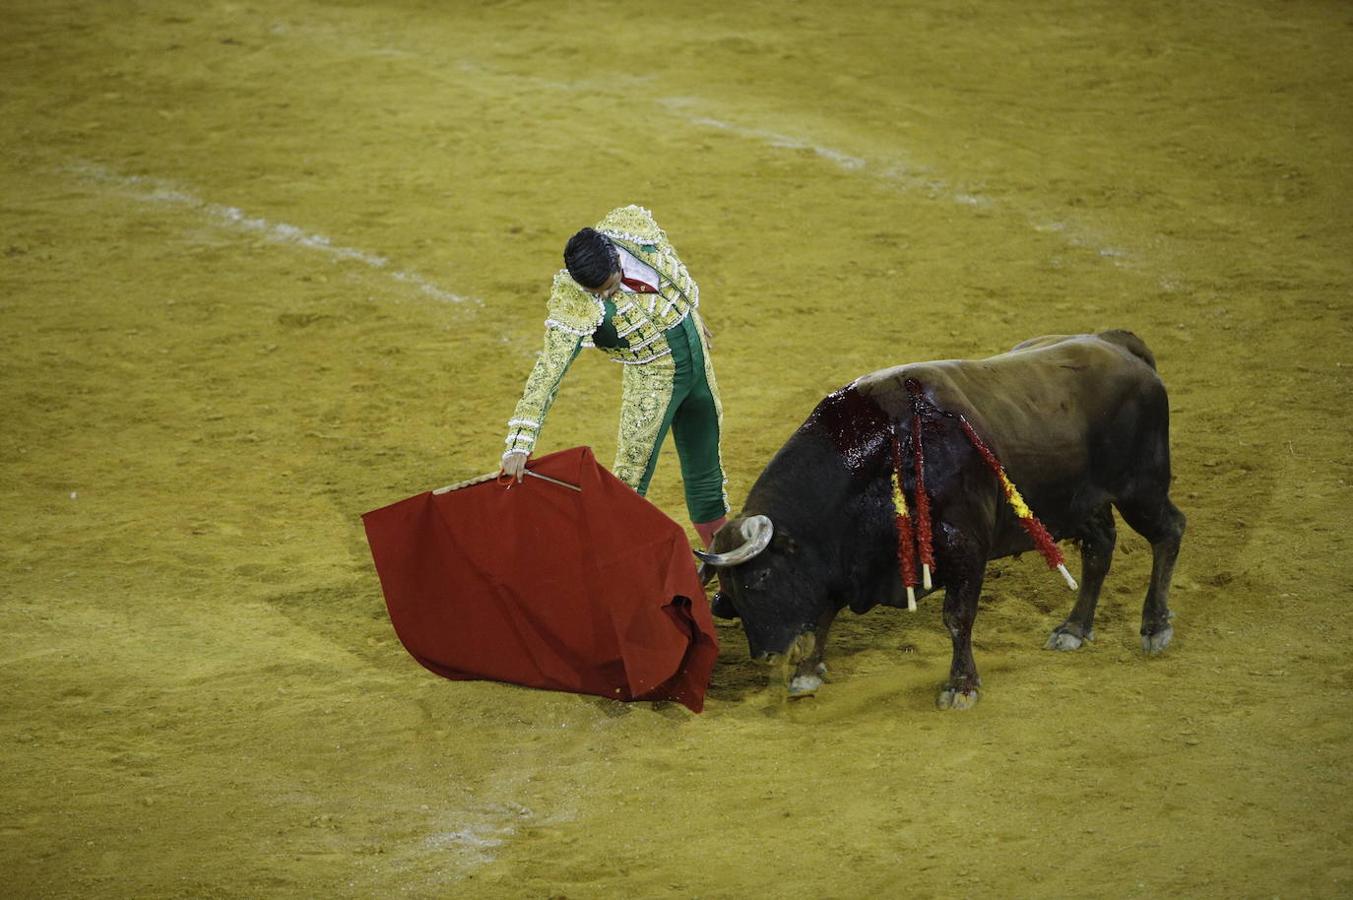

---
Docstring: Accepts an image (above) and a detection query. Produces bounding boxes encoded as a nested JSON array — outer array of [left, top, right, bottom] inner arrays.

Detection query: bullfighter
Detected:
[[500, 205, 730, 547]]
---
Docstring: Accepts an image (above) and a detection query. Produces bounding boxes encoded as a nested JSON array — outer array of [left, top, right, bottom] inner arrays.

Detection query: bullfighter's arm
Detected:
[[502, 327, 584, 467], [501, 271, 607, 473]]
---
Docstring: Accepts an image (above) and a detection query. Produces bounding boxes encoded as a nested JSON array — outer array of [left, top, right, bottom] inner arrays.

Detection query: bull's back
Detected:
[[852, 332, 1164, 482]]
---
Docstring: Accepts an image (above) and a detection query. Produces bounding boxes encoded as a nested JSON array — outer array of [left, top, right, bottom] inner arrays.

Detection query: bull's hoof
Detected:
[[1142, 625, 1174, 655], [1045, 625, 1093, 652], [937, 687, 979, 710], [787, 663, 828, 698], [788, 673, 823, 698]]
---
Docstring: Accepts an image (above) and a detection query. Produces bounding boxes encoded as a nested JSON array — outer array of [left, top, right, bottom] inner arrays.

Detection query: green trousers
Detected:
[[625, 315, 729, 523]]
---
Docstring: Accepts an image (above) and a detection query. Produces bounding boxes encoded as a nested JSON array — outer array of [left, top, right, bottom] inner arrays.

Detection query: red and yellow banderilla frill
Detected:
[[886, 384, 1078, 609], [889, 430, 920, 611], [957, 415, 1079, 591]]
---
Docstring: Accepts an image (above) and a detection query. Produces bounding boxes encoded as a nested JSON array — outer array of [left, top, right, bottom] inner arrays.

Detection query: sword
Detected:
[[521, 469, 582, 492], [433, 468, 582, 495]]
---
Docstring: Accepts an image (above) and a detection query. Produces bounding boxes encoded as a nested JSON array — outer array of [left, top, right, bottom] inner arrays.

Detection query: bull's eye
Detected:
[[744, 568, 772, 590]]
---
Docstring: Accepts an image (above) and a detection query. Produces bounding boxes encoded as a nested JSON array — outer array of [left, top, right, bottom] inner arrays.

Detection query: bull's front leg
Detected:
[[936, 527, 986, 710], [788, 605, 839, 697]]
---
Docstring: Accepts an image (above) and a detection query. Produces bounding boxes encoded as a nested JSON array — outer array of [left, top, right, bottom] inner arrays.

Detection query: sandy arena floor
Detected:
[[2, 1, 1351, 897]]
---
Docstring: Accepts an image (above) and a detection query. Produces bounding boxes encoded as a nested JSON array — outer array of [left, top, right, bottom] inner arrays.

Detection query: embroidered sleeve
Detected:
[[504, 328, 583, 461]]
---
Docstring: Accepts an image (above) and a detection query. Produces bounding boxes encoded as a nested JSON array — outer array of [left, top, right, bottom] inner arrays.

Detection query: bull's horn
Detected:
[[692, 515, 774, 567]]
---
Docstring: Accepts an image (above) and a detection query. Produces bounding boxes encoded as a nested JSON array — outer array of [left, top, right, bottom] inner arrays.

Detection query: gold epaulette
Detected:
[[544, 269, 605, 336], [596, 204, 667, 250]]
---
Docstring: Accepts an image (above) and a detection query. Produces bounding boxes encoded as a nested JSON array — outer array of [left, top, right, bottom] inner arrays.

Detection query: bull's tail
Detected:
[[1097, 329, 1157, 371]]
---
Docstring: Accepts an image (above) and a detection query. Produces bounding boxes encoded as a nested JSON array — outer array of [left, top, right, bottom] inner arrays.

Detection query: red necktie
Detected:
[[621, 277, 658, 294]]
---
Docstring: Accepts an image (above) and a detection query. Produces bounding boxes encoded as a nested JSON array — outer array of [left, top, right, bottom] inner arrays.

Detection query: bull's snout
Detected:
[[754, 632, 818, 697], [752, 631, 816, 668]]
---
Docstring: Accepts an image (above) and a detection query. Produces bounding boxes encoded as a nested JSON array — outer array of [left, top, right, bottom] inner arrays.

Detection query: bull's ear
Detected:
[[773, 533, 799, 555]]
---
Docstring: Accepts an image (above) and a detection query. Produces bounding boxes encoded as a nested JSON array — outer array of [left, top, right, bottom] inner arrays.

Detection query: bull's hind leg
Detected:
[[1115, 495, 1186, 655], [1046, 504, 1116, 651]]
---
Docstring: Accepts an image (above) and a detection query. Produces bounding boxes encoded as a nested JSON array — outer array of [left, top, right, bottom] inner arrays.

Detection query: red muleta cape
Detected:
[[362, 447, 719, 712]]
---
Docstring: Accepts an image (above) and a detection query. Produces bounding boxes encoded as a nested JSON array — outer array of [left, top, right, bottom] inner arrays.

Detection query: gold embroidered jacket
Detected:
[[503, 205, 701, 463]]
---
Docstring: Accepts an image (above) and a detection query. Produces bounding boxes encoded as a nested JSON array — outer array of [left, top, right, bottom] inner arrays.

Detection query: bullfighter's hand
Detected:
[[700, 318, 714, 350], [501, 452, 528, 483]]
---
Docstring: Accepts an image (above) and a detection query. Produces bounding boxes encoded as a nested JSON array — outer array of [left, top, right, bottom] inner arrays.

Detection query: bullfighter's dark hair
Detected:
[[564, 227, 620, 289]]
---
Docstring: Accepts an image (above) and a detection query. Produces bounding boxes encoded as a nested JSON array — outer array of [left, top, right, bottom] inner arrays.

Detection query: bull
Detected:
[[696, 331, 1185, 709]]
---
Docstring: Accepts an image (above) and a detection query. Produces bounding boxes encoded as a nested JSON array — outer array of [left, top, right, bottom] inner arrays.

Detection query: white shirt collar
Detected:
[[616, 245, 660, 293]]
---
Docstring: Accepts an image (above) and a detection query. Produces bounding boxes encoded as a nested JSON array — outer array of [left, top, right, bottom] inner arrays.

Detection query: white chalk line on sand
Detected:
[[410, 799, 539, 880], [655, 97, 1135, 267], [68, 162, 477, 306], [686, 114, 868, 172]]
